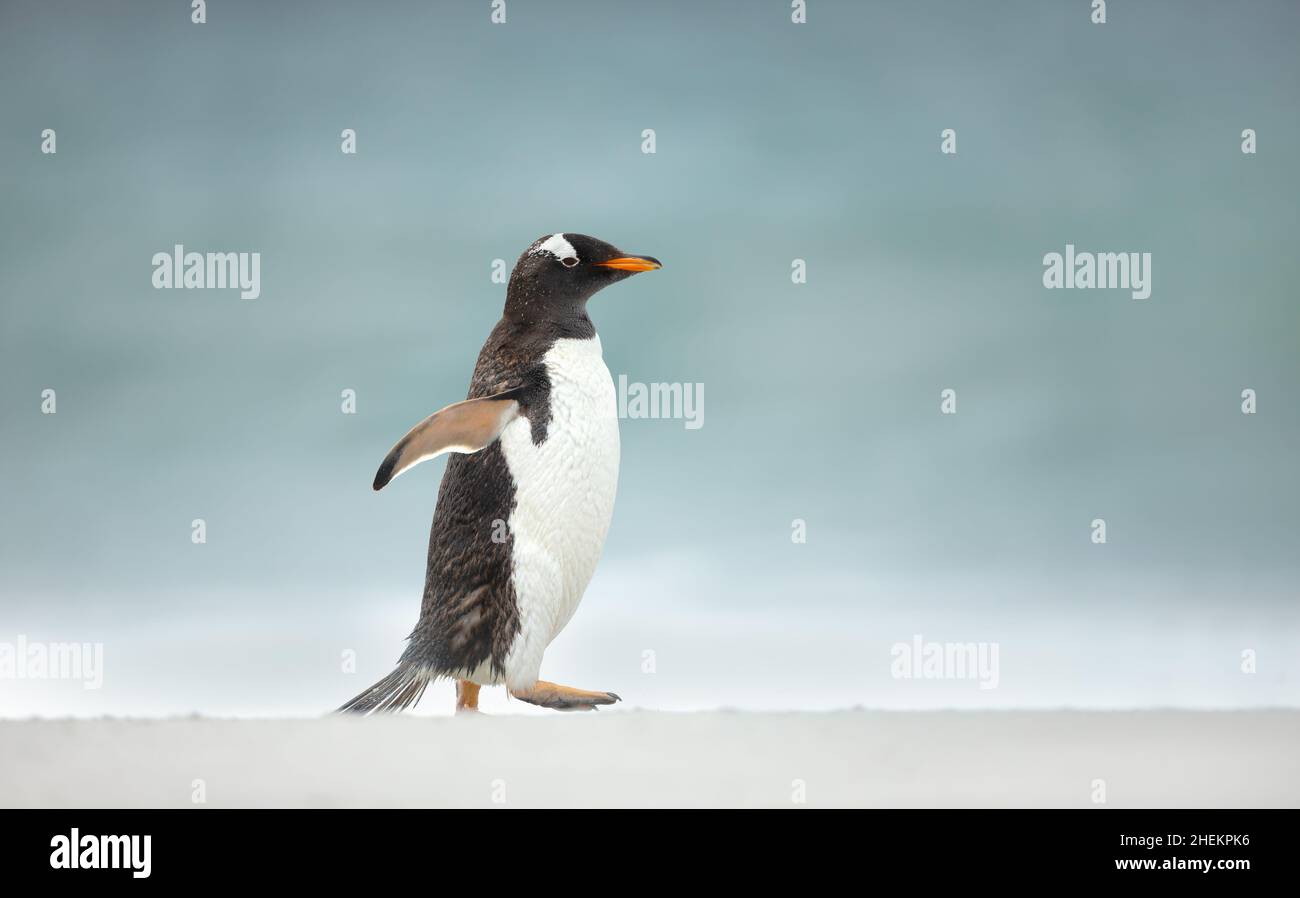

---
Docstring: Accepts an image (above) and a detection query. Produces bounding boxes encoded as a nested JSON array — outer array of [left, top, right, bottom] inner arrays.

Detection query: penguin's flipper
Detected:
[[373, 388, 524, 491]]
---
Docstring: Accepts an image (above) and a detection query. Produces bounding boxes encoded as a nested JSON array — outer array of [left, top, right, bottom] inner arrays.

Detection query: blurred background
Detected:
[[1, 0, 1296, 716]]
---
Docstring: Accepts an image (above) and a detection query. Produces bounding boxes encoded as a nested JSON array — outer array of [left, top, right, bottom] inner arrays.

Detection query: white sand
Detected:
[[2, 710, 1296, 808]]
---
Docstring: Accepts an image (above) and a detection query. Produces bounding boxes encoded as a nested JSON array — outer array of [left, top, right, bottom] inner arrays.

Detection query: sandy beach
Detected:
[[2, 710, 1296, 808]]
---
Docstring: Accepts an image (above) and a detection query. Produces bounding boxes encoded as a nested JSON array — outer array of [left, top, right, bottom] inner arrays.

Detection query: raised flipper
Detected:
[[373, 387, 525, 491]]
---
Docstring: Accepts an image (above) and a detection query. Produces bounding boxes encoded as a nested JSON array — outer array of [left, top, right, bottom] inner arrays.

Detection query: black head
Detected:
[[504, 233, 661, 325]]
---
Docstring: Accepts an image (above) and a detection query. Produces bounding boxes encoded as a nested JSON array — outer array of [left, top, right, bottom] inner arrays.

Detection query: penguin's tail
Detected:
[[337, 661, 433, 715]]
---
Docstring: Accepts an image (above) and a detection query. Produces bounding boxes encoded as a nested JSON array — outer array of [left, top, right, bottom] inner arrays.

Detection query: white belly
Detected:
[[498, 335, 620, 690]]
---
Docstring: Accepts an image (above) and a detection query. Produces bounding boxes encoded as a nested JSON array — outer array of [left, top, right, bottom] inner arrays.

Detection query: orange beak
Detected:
[[595, 255, 662, 272]]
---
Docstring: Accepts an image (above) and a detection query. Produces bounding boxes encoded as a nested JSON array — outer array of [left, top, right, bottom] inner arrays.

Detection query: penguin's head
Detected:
[[505, 233, 661, 319]]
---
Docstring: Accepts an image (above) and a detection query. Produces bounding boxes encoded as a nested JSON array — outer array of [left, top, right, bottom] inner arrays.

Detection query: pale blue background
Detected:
[[1, 0, 1296, 715]]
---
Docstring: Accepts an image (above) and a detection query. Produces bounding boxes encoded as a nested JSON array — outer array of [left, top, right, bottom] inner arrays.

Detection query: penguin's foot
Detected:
[[455, 680, 482, 714], [510, 680, 621, 712]]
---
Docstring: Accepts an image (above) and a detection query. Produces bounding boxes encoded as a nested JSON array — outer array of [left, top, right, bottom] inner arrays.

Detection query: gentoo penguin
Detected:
[[340, 233, 661, 714]]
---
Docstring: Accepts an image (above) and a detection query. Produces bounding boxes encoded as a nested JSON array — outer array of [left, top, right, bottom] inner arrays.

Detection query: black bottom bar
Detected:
[[0, 809, 1287, 884]]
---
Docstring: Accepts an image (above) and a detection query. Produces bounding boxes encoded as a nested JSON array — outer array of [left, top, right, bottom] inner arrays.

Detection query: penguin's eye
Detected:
[[560, 256, 579, 268]]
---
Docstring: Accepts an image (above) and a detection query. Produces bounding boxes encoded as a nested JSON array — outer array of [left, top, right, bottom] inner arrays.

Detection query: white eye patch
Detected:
[[531, 232, 579, 267]]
